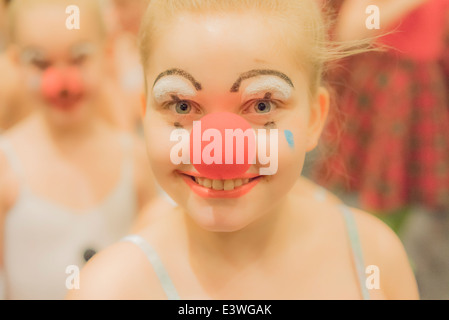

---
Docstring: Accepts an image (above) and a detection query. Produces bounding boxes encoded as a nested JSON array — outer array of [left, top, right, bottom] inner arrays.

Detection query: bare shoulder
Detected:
[[66, 237, 168, 300], [350, 207, 407, 260], [349, 207, 419, 299]]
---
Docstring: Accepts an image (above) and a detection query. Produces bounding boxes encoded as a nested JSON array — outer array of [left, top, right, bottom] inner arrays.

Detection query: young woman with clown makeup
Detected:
[[69, 0, 419, 300], [0, 0, 157, 299]]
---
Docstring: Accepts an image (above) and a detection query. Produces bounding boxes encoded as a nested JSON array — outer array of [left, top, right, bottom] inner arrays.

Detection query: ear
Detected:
[[306, 87, 329, 152]]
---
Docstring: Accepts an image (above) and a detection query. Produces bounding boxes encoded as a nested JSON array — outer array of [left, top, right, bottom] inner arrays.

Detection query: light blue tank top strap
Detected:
[[339, 205, 370, 300], [121, 235, 180, 300], [314, 186, 328, 202]]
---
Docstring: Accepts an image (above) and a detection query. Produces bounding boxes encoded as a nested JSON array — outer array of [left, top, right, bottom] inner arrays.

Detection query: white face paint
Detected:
[[152, 76, 197, 103], [70, 43, 96, 60], [241, 76, 293, 102], [20, 48, 45, 65]]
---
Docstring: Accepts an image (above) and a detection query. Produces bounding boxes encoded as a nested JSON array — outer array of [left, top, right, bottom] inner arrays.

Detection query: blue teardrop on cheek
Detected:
[[284, 130, 295, 149]]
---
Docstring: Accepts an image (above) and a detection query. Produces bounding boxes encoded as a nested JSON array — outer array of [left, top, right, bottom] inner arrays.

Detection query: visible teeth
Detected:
[[234, 179, 243, 188], [192, 176, 256, 190], [212, 179, 224, 191], [203, 178, 212, 188], [223, 180, 235, 191]]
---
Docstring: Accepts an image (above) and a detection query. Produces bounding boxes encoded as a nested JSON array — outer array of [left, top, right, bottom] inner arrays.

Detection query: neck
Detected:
[[182, 195, 296, 267], [37, 110, 101, 147]]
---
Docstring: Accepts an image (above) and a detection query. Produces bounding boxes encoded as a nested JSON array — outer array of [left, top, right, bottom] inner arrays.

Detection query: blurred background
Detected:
[[305, 0, 449, 300], [0, 0, 448, 300]]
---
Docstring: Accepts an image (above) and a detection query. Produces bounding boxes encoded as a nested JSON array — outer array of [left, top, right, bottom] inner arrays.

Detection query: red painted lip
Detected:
[[180, 172, 262, 199]]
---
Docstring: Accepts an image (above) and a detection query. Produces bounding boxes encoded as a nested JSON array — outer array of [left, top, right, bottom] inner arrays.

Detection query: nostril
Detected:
[[60, 89, 69, 98]]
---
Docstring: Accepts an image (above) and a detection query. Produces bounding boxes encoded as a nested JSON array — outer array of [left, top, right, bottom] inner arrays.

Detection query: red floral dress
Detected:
[[313, 0, 449, 213]]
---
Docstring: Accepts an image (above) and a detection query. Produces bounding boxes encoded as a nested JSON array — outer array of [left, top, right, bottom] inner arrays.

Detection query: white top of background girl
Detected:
[[0, 134, 136, 300]]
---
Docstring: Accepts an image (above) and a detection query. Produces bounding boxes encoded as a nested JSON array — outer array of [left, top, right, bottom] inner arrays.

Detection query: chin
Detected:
[[190, 213, 253, 233], [183, 194, 263, 233], [159, 170, 286, 233]]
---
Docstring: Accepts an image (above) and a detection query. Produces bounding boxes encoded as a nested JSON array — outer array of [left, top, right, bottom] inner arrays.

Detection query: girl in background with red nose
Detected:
[[68, 0, 418, 300], [0, 0, 156, 299]]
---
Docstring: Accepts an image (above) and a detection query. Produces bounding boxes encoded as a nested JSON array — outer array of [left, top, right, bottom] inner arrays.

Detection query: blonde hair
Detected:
[[8, 0, 106, 42], [138, 0, 374, 97]]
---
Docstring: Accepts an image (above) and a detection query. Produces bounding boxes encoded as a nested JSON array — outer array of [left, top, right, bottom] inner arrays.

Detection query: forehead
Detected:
[[147, 12, 302, 84], [15, 4, 100, 49]]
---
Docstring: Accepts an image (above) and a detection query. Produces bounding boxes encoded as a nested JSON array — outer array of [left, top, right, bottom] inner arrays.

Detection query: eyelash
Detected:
[[242, 99, 279, 115], [162, 100, 202, 119], [160, 97, 281, 127]]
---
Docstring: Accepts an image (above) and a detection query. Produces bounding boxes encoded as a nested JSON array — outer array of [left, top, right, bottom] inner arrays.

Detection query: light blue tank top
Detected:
[[122, 200, 370, 300]]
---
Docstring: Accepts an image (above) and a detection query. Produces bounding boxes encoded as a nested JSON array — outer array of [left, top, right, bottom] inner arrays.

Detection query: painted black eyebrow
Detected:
[[153, 68, 202, 91], [230, 69, 294, 92]]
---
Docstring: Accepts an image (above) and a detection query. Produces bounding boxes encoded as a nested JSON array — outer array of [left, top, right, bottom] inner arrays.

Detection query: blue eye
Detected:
[[255, 101, 272, 114], [175, 101, 192, 114]]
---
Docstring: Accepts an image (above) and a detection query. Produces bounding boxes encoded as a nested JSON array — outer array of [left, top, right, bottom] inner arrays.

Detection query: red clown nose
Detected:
[[190, 112, 256, 180], [41, 66, 84, 109]]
